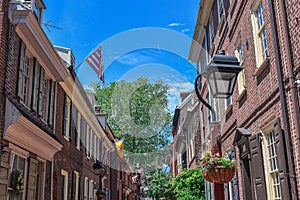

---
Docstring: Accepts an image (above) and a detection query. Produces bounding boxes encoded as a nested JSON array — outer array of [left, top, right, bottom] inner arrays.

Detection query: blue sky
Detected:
[[43, 0, 200, 110]]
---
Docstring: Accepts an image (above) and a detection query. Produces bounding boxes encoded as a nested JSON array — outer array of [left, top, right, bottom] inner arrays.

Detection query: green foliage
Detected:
[[145, 171, 175, 200], [171, 168, 205, 200], [88, 78, 172, 169], [145, 168, 205, 200]]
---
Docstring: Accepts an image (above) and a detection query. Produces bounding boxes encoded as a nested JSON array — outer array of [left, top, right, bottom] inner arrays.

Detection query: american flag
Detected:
[[85, 46, 104, 83]]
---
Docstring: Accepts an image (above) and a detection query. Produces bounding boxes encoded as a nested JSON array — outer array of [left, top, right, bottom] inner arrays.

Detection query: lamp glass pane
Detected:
[[94, 168, 100, 176], [207, 71, 236, 98]]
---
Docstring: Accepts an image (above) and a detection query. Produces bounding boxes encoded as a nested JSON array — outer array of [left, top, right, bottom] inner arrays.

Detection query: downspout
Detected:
[[1, 0, 10, 150], [268, 0, 298, 199]]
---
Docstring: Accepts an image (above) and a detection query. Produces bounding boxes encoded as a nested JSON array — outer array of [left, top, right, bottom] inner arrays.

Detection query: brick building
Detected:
[[0, 0, 68, 199], [53, 46, 115, 200], [189, 0, 300, 199], [171, 92, 200, 176], [0, 1, 119, 200]]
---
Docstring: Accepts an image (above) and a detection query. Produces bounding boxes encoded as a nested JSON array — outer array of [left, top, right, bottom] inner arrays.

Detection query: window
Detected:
[[205, 180, 214, 200], [61, 170, 68, 200], [201, 107, 206, 145], [8, 154, 27, 200], [76, 112, 81, 150], [225, 96, 232, 109], [86, 125, 90, 157], [235, 36, 246, 94], [31, 61, 56, 126], [251, 0, 269, 67], [69, 102, 74, 140], [48, 80, 56, 126], [38, 67, 46, 117], [217, 0, 224, 21], [89, 180, 94, 200], [263, 130, 282, 199], [84, 177, 89, 200], [206, 93, 211, 136], [208, 14, 214, 46], [214, 98, 220, 121], [187, 118, 195, 164], [72, 171, 80, 200], [18, 41, 32, 107], [80, 116, 85, 148], [90, 131, 94, 159], [63, 94, 71, 139], [93, 134, 97, 160]]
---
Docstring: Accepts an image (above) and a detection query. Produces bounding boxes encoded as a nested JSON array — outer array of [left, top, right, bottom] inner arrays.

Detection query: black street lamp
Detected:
[[93, 160, 106, 190], [194, 50, 243, 120]]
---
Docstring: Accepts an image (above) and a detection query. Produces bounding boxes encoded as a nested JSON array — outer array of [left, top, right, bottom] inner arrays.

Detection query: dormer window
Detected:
[[19, 0, 45, 23]]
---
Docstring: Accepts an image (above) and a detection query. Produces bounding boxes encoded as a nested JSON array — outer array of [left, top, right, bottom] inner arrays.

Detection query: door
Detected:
[[26, 158, 38, 200]]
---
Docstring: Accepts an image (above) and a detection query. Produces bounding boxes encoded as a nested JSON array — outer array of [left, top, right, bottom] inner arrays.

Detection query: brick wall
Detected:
[[194, 0, 300, 199], [0, 0, 9, 138], [53, 84, 101, 200]]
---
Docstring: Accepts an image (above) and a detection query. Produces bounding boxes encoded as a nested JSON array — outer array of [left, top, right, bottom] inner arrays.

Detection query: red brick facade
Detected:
[[190, 0, 300, 199]]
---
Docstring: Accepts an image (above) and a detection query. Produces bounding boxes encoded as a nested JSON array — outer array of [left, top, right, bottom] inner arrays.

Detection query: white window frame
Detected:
[[18, 41, 33, 107], [235, 36, 246, 95], [76, 113, 81, 150], [214, 98, 220, 121], [63, 95, 71, 140], [8, 148, 29, 200], [89, 180, 94, 200], [61, 170, 68, 200], [208, 13, 214, 46], [84, 177, 89, 200], [262, 128, 282, 200], [74, 171, 80, 200], [86, 124, 90, 158], [217, 0, 224, 22], [251, 0, 269, 67]]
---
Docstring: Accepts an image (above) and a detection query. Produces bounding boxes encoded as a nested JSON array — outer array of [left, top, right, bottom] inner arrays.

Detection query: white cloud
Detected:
[[116, 52, 155, 66], [181, 28, 190, 33], [168, 22, 186, 27], [167, 82, 194, 111]]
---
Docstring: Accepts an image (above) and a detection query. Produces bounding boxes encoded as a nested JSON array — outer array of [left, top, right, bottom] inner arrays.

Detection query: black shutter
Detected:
[[249, 134, 267, 200], [230, 148, 239, 200], [78, 175, 81, 200], [71, 172, 76, 200], [69, 102, 73, 140], [274, 118, 290, 199]]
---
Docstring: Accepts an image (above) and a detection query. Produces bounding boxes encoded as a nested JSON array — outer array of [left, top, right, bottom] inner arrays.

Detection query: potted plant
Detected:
[[201, 151, 237, 183], [96, 190, 106, 200]]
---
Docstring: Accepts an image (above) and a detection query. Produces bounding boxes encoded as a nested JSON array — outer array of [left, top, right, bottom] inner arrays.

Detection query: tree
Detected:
[[171, 168, 205, 200], [145, 171, 175, 199], [88, 78, 172, 170]]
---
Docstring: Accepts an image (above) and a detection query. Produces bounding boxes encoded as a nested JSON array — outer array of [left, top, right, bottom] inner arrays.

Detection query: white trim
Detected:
[[61, 170, 68, 200], [5, 113, 62, 160], [12, 10, 68, 81]]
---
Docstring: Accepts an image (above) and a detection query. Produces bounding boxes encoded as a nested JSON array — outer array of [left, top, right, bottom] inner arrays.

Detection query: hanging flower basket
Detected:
[[202, 166, 235, 183], [96, 190, 106, 200], [201, 151, 236, 183]]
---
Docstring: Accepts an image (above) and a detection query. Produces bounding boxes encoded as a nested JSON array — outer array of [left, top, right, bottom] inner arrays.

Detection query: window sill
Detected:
[[236, 89, 247, 102], [253, 57, 270, 77], [64, 136, 70, 141], [225, 104, 233, 115]]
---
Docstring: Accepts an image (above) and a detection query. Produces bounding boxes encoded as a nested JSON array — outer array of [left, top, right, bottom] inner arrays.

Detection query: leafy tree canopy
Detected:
[[88, 78, 172, 170]]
